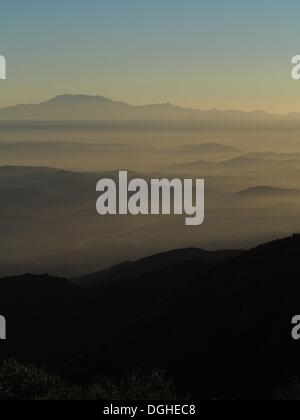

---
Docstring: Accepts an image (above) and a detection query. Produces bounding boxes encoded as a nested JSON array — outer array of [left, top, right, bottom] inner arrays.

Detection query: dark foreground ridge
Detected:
[[0, 235, 300, 399]]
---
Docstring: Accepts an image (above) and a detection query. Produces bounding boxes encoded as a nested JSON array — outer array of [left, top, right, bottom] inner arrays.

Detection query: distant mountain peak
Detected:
[[238, 186, 300, 196], [1, 94, 300, 122], [47, 94, 114, 104]]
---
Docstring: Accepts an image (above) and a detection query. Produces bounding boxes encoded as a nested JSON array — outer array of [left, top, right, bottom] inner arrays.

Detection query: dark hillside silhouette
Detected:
[[74, 248, 240, 287], [68, 235, 300, 399], [1, 236, 300, 399], [0, 256, 221, 370]]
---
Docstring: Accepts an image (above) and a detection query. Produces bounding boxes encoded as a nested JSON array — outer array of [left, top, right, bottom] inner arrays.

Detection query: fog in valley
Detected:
[[0, 97, 300, 277]]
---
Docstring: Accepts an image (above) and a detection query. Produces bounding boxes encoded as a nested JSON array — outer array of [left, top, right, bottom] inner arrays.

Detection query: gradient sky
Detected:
[[0, 0, 300, 112]]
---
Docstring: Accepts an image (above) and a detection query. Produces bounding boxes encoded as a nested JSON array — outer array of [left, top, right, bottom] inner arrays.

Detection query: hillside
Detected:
[[67, 235, 300, 399], [74, 248, 240, 287], [1, 236, 300, 398], [237, 186, 300, 197]]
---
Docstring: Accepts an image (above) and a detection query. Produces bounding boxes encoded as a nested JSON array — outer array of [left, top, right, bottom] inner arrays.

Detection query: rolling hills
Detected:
[[0, 235, 300, 399]]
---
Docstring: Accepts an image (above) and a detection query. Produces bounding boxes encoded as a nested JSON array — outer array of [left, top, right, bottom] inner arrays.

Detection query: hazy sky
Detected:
[[1, 0, 300, 112]]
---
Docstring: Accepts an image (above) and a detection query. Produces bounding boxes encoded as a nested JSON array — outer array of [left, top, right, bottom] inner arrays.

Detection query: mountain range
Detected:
[[1, 235, 300, 399], [0, 164, 300, 277], [170, 156, 300, 176], [1, 94, 300, 121]]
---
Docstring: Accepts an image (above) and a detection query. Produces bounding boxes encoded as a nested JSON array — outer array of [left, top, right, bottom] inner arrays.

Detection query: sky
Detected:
[[0, 0, 300, 112]]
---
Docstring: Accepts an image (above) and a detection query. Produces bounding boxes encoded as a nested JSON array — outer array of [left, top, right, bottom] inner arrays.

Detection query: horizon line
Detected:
[[1, 93, 299, 117]]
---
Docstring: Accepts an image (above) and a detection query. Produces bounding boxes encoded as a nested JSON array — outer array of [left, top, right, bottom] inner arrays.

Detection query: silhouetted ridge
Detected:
[[0, 94, 299, 121], [74, 248, 240, 287], [1, 235, 300, 399], [70, 234, 300, 399], [238, 186, 300, 196]]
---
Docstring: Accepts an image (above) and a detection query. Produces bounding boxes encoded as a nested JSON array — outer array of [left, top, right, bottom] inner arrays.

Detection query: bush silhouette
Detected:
[[0, 360, 176, 400], [0, 359, 77, 400], [87, 369, 177, 400], [272, 380, 300, 401]]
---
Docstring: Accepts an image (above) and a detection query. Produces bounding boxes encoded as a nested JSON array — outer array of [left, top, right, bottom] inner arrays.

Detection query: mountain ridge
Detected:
[[0, 94, 300, 121], [238, 186, 300, 196], [0, 234, 300, 399], [73, 247, 241, 287]]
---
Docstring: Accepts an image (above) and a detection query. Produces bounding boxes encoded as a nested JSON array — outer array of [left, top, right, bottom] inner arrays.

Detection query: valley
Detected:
[[0, 95, 299, 277]]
